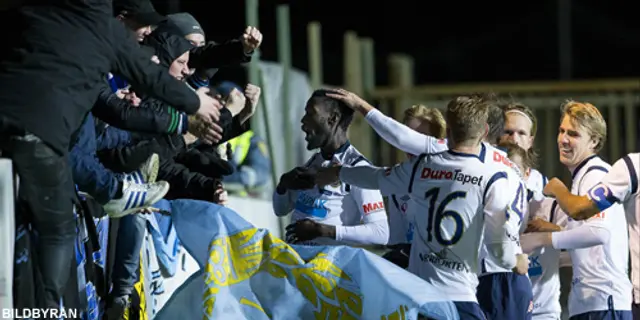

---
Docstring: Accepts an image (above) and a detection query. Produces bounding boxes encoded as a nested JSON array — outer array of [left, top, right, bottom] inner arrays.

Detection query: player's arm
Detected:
[[338, 157, 419, 197], [546, 155, 636, 220], [521, 213, 610, 253], [551, 168, 613, 248], [272, 189, 298, 217], [523, 169, 613, 252], [364, 109, 447, 156], [483, 172, 519, 270], [543, 178, 599, 221], [330, 187, 390, 245]]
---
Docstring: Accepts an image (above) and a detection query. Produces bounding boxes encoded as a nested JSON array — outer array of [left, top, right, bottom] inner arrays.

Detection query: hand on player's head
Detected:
[[324, 88, 374, 115]]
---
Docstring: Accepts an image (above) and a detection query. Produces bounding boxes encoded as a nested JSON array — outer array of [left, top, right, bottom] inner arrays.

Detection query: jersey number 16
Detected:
[[424, 187, 467, 246]]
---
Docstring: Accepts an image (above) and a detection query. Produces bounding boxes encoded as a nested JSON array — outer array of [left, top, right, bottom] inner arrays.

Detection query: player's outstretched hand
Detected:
[[543, 177, 567, 198], [285, 219, 322, 244], [314, 166, 341, 187], [324, 88, 375, 115], [525, 218, 561, 233], [512, 254, 529, 275]]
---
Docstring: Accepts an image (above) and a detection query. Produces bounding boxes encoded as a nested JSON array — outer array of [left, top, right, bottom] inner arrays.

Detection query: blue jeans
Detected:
[[111, 214, 146, 297], [70, 115, 130, 204], [111, 200, 173, 297]]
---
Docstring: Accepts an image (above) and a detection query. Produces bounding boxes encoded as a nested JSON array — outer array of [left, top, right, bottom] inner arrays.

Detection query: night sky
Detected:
[[152, 0, 640, 86]]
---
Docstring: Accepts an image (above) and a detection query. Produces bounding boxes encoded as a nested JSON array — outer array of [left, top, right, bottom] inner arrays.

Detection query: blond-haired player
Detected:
[[521, 101, 631, 320]]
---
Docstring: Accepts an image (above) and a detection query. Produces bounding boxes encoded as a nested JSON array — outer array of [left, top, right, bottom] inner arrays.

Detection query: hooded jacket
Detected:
[[144, 30, 195, 68], [0, 0, 200, 155], [99, 31, 242, 202]]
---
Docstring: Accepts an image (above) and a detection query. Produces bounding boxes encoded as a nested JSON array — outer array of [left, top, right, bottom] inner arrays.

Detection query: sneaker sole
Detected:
[[108, 182, 169, 219], [145, 153, 159, 183]]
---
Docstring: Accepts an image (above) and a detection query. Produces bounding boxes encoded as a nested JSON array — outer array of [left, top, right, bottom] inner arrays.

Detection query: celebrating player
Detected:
[[383, 104, 447, 269], [327, 88, 533, 319], [544, 153, 638, 221], [271, 89, 389, 246], [521, 101, 632, 320], [316, 93, 524, 319], [500, 102, 548, 196]]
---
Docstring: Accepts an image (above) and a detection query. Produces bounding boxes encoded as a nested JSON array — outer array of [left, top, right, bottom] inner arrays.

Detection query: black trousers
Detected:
[[2, 133, 76, 310]]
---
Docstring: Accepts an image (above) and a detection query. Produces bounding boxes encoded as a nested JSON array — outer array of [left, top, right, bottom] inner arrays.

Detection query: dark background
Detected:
[[152, 0, 640, 86]]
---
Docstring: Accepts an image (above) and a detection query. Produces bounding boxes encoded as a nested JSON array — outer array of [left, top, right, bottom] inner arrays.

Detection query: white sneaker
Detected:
[[124, 153, 159, 184], [104, 180, 169, 218]]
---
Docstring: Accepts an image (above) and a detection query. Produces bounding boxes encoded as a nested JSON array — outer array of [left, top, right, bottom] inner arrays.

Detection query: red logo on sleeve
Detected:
[[362, 201, 385, 215]]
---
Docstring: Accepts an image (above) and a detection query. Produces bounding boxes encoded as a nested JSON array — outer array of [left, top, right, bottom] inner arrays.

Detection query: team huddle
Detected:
[[272, 88, 639, 320]]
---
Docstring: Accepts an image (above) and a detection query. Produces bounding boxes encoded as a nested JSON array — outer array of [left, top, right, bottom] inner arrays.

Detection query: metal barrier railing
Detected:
[[0, 159, 15, 312], [366, 78, 640, 182]]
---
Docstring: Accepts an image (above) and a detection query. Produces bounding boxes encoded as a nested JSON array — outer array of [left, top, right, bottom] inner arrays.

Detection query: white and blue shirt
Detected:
[[272, 142, 387, 246]]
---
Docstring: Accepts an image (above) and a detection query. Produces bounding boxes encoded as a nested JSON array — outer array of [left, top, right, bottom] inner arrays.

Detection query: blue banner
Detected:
[[156, 200, 458, 320]]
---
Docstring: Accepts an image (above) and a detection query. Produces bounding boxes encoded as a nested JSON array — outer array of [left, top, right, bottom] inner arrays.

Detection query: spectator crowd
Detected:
[[0, 0, 270, 318]]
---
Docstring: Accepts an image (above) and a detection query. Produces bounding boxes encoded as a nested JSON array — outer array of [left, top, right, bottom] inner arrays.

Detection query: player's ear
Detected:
[[482, 123, 489, 141], [588, 137, 599, 153], [328, 110, 340, 128]]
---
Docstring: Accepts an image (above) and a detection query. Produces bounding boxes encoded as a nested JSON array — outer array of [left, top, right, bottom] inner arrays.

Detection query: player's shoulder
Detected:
[[340, 144, 372, 167], [613, 153, 640, 175], [303, 152, 321, 167], [483, 143, 523, 175], [575, 156, 611, 182]]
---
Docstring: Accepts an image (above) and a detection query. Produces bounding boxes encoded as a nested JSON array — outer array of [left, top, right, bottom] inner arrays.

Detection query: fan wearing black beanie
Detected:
[[99, 31, 242, 202]]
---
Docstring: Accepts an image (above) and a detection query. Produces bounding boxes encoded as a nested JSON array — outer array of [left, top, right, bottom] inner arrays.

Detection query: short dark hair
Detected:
[[309, 89, 354, 130], [486, 102, 505, 145], [498, 141, 538, 171]]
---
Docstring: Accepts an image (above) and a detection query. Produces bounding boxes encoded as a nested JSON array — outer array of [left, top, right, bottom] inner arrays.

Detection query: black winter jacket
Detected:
[[0, 0, 199, 155], [92, 84, 188, 136]]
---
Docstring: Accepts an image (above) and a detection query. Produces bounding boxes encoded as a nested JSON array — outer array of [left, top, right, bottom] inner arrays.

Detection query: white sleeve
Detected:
[[551, 220, 610, 250], [483, 172, 519, 269], [272, 190, 298, 217], [335, 163, 390, 245], [335, 219, 389, 245], [340, 158, 417, 197], [588, 154, 638, 211], [364, 109, 448, 156], [553, 167, 614, 249]]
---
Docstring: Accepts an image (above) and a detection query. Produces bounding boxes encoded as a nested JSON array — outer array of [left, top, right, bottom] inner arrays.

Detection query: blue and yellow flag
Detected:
[[156, 200, 459, 320]]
